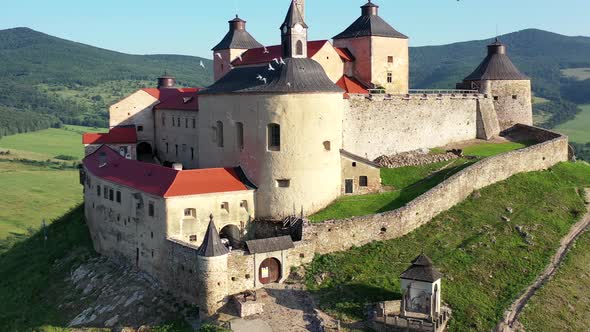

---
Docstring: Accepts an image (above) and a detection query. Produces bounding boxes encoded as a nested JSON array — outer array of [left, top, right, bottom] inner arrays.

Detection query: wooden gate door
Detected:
[[345, 179, 354, 194], [259, 258, 281, 284]]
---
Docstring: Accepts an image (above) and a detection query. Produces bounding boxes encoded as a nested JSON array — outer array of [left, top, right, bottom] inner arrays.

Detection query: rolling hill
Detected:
[[0, 27, 213, 132], [1, 27, 589, 137]]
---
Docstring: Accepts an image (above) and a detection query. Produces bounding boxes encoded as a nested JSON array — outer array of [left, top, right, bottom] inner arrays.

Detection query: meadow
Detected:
[[555, 104, 590, 144], [306, 162, 590, 331]]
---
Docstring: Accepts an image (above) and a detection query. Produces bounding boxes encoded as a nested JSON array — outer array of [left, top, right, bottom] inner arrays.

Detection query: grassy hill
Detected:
[[0, 27, 214, 131]]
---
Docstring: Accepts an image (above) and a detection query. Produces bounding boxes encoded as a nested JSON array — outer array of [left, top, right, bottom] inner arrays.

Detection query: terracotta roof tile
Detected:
[[82, 127, 137, 145], [232, 40, 329, 66], [336, 75, 369, 98], [142, 88, 201, 111]]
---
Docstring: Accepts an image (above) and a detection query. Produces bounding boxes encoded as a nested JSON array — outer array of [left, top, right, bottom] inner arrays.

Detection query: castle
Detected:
[[80, 0, 536, 317]]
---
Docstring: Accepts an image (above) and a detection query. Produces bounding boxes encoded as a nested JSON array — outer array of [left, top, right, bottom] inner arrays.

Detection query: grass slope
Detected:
[[0, 125, 104, 160], [555, 104, 590, 143], [519, 222, 590, 331], [305, 162, 590, 331], [0, 162, 81, 239]]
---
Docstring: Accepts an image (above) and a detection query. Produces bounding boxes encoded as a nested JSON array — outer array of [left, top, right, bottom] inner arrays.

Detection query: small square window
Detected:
[[189, 235, 197, 242], [387, 72, 393, 83], [512, 95, 518, 100], [359, 176, 368, 187], [184, 208, 196, 218], [323, 141, 331, 151], [387, 56, 394, 63], [137, 126, 144, 132], [277, 179, 291, 188], [240, 200, 248, 211], [493, 96, 499, 101], [221, 202, 229, 212], [352, 162, 357, 167]]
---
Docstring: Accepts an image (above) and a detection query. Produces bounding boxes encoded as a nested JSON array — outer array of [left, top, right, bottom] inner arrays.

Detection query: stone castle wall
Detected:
[[343, 94, 482, 160], [303, 125, 568, 255]]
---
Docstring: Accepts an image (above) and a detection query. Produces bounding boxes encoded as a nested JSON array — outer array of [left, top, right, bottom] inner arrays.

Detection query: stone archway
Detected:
[[219, 224, 241, 249], [259, 257, 281, 284], [137, 142, 153, 161]]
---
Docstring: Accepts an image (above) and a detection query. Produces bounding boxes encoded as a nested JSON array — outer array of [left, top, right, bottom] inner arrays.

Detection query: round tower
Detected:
[[462, 39, 532, 130], [212, 15, 263, 81], [197, 215, 229, 317]]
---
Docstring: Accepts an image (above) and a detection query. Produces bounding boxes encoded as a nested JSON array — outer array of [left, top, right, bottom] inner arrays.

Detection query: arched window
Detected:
[[296, 40, 303, 56], [236, 122, 244, 150], [268, 123, 281, 151], [216, 121, 224, 147]]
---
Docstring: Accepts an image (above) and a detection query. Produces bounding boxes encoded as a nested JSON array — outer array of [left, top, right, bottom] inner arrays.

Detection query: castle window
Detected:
[[184, 208, 196, 218], [116, 191, 121, 203], [166, 143, 169, 153], [494, 96, 499, 101], [137, 126, 144, 132], [221, 202, 229, 212], [352, 162, 357, 167], [151, 250, 154, 258], [192, 118, 196, 128], [109, 189, 114, 201], [323, 141, 331, 151], [97, 185, 101, 196], [103, 186, 109, 199], [388, 56, 394, 63], [175, 144, 178, 156], [148, 201, 155, 217], [177, 118, 180, 126], [359, 176, 368, 187], [191, 147, 194, 160], [172, 117, 175, 127], [387, 72, 393, 83], [276, 179, 291, 188], [162, 115, 165, 127], [268, 123, 281, 151], [296, 40, 303, 56], [512, 95, 518, 100], [216, 121, 224, 147], [151, 232, 154, 239], [189, 235, 197, 242], [236, 122, 244, 151], [240, 200, 248, 211], [182, 144, 187, 153], [185, 118, 188, 128]]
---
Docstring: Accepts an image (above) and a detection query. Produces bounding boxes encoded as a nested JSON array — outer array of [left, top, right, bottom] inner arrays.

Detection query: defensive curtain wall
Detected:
[[342, 93, 502, 160], [156, 125, 568, 311]]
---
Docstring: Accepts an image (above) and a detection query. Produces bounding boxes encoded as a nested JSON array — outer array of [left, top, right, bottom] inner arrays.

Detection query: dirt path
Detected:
[[495, 189, 590, 332]]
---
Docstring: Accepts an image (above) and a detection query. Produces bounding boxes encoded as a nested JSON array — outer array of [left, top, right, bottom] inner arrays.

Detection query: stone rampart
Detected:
[[343, 94, 483, 160], [303, 125, 569, 255]]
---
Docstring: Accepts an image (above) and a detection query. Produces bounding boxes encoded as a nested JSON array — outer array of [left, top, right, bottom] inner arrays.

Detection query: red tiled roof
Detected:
[[336, 75, 369, 98], [84, 146, 251, 198], [142, 88, 200, 111], [83, 127, 138, 145], [232, 40, 330, 66], [334, 47, 355, 62]]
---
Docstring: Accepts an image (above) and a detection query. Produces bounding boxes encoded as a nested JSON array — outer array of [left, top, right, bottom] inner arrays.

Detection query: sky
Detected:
[[1, 0, 589, 58]]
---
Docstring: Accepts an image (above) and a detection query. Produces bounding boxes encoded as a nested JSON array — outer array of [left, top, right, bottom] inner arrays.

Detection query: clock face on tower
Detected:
[[294, 23, 303, 33]]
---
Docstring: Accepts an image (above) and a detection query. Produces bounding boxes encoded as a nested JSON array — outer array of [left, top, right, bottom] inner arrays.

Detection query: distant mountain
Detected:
[[0, 27, 213, 130], [410, 29, 590, 103]]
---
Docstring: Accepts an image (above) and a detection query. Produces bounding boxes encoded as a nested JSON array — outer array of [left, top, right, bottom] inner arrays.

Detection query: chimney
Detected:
[[157, 75, 176, 88], [98, 152, 107, 168], [296, 0, 305, 21]]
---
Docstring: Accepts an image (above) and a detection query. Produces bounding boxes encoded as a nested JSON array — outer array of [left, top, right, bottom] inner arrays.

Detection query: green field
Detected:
[[310, 142, 528, 222], [555, 104, 590, 143], [561, 67, 590, 81], [0, 125, 105, 160], [520, 222, 590, 331], [306, 162, 590, 331]]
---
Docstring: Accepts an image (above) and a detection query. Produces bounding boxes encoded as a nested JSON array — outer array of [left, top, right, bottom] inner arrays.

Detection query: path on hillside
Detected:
[[495, 188, 590, 332]]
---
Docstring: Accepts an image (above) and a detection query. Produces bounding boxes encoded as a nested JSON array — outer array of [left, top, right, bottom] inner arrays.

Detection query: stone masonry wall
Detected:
[[343, 95, 480, 160], [303, 125, 569, 255]]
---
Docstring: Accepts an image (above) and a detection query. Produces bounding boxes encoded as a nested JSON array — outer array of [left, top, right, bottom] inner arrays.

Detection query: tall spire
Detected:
[[280, 0, 308, 59], [197, 215, 229, 257]]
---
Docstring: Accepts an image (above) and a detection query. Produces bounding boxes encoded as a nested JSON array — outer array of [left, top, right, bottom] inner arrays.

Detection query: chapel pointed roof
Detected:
[[281, 0, 308, 29], [400, 254, 443, 283], [197, 216, 229, 257], [463, 38, 529, 81]]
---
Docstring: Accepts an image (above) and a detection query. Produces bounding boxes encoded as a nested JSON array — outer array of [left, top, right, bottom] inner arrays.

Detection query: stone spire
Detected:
[[197, 215, 229, 257], [280, 0, 308, 58]]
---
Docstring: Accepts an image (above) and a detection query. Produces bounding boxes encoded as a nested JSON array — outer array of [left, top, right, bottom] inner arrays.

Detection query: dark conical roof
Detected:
[[212, 16, 263, 51], [281, 0, 308, 29], [200, 57, 343, 95], [197, 216, 229, 257], [463, 39, 529, 81], [400, 254, 443, 282], [334, 1, 407, 39]]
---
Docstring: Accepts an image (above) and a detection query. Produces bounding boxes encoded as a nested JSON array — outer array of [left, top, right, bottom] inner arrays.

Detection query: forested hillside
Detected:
[[0, 27, 213, 136]]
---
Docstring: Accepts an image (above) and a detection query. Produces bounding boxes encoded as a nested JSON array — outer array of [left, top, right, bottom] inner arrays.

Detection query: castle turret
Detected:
[[333, 1, 409, 94], [280, 0, 309, 59], [462, 39, 532, 130], [197, 215, 229, 317], [212, 15, 263, 81]]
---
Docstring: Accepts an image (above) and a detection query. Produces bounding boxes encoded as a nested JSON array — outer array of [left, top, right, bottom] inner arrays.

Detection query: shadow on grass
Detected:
[[377, 160, 477, 213], [0, 204, 96, 331]]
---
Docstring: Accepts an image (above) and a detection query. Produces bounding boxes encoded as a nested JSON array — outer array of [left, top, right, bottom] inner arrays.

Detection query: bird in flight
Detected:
[[215, 53, 222, 59], [279, 58, 286, 65], [263, 46, 269, 54], [200, 60, 205, 68], [272, 58, 280, 64], [268, 63, 275, 71]]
